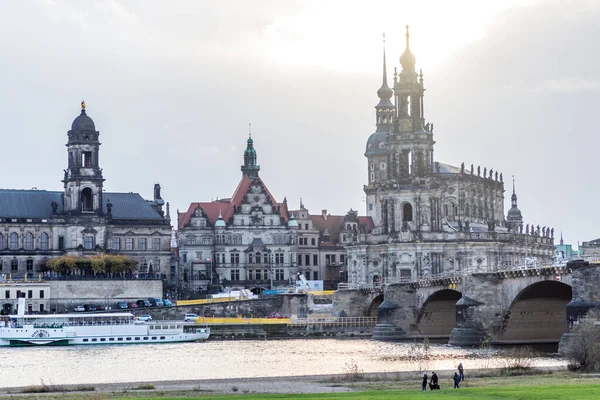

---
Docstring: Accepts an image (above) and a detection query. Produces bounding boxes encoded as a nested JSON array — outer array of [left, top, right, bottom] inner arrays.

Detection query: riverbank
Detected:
[[3, 369, 600, 399]]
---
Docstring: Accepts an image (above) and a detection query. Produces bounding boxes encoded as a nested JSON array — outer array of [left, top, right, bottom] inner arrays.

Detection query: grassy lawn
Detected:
[[111, 384, 600, 400], [7, 373, 600, 400]]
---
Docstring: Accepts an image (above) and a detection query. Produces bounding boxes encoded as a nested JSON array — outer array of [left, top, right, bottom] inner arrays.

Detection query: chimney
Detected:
[[322, 210, 327, 220]]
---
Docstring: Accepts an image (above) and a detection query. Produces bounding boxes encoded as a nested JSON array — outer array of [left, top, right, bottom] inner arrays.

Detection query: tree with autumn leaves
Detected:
[[46, 255, 138, 277]]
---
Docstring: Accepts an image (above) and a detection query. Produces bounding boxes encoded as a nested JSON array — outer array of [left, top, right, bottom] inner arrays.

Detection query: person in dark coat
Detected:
[[453, 372, 461, 389], [458, 362, 464, 381], [422, 373, 428, 391], [429, 372, 439, 390]]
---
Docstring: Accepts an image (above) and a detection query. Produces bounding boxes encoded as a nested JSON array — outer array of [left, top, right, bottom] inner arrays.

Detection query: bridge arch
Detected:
[[367, 294, 384, 317], [497, 280, 572, 343], [416, 289, 462, 337]]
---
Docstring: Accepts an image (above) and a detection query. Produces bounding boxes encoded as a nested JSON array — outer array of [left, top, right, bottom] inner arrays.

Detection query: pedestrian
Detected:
[[453, 372, 461, 389], [430, 371, 439, 390], [458, 362, 464, 381], [421, 373, 428, 391]]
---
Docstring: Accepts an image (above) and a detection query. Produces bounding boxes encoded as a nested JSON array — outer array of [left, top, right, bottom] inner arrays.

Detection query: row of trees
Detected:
[[46, 255, 138, 276]]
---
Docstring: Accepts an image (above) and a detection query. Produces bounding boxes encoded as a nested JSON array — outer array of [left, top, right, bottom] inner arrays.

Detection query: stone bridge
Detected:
[[333, 260, 599, 346]]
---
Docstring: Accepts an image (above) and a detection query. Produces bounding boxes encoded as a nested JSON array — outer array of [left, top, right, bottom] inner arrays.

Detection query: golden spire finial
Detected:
[[81, 100, 86, 110]]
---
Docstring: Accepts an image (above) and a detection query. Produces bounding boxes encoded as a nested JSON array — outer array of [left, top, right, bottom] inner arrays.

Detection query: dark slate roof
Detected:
[[104, 192, 164, 220], [0, 189, 164, 221], [0, 190, 63, 219]]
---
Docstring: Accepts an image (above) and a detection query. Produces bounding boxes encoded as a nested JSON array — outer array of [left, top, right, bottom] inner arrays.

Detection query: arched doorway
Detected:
[[498, 281, 572, 343], [416, 289, 462, 336], [81, 187, 93, 212]]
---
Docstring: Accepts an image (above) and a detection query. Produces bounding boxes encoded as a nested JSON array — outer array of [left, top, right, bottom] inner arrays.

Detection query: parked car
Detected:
[[73, 305, 85, 312], [184, 313, 199, 322], [148, 298, 164, 307], [83, 304, 97, 312], [137, 314, 152, 322], [126, 302, 138, 309], [136, 299, 151, 308], [162, 299, 173, 307], [266, 313, 287, 319], [116, 301, 128, 309], [96, 305, 106, 311]]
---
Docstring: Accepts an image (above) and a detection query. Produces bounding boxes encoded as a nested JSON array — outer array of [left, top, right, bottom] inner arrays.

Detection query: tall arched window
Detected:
[[9, 233, 18, 250], [24, 233, 34, 251], [402, 203, 413, 222], [81, 187, 93, 212], [465, 204, 470, 218], [40, 233, 49, 251]]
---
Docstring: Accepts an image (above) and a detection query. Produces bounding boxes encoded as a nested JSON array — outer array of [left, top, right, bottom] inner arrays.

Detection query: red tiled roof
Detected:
[[310, 213, 374, 244], [178, 175, 289, 229]]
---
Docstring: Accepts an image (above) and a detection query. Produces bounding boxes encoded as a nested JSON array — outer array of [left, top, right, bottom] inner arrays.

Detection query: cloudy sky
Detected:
[[1, 0, 598, 246]]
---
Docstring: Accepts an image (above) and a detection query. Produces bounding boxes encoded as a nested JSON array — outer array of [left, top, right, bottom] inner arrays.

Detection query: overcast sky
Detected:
[[1, 0, 598, 246]]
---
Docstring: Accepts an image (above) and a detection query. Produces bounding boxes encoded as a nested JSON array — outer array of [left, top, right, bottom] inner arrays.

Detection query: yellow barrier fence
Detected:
[[176, 297, 247, 306], [195, 316, 291, 325]]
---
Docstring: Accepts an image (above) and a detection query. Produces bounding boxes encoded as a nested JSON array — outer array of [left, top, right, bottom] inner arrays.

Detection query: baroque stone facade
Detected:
[[178, 136, 299, 292], [0, 103, 173, 289], [346, 28, 555, 285]]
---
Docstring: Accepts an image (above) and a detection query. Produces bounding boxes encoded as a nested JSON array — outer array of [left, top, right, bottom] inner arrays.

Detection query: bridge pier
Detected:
[[559, 261, 600, 354], [448, 295, 486, 346]]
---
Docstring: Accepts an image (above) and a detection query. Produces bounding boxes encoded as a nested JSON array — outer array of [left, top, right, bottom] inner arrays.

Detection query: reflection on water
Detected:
[[0, 339, 567, 388]]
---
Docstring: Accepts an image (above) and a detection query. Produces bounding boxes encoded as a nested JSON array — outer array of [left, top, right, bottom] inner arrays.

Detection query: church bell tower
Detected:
[[62, 101, 105, 215]]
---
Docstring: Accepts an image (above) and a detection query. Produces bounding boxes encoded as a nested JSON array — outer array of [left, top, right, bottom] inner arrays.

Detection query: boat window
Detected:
[[135, 337, 140, 341], [92, 338, 97, 342], [143, 337, 149, 340], [126, 337, 132, 341], [152, 337, 157, 340], [118, 338, 123, 341], [83, 339, 89, 342], [109, 338, 115, 341], [170, 325, 175, 329], [100, 338, 106, 342], [160, 336, 165, 340]]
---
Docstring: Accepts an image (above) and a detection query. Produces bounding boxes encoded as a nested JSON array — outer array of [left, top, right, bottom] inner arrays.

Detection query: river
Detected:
[[0, 339, 567, 388]]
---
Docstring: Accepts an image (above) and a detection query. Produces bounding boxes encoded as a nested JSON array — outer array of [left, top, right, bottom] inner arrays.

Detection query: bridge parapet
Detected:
[[493, 265, 571, 280]]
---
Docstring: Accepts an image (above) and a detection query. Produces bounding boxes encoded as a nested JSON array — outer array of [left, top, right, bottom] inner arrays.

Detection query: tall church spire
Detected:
[[241, 132, 260, 179], [507, 175, 523, 228], [376, 33, 393, 108]]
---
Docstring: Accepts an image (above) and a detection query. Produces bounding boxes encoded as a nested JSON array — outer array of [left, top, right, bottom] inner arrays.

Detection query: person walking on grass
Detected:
[[429, 371, 439, 390], [421, 373, 428, 391], [458, 362, 464, 381], [453, 372, 461, 389]]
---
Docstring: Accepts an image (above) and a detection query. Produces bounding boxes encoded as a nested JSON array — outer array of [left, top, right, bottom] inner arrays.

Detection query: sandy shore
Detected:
[[0, 374, 360, 397]]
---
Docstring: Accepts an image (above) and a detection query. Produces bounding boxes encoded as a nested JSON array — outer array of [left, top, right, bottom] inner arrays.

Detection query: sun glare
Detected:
[[261, 0, 547, 74]]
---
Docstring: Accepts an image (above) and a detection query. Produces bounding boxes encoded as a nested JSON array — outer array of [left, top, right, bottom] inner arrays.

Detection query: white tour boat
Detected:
[[0, 298, 209, 346]]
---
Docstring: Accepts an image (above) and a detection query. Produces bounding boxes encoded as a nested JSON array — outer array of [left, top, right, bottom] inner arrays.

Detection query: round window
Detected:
[[380, 162, 386, 170]]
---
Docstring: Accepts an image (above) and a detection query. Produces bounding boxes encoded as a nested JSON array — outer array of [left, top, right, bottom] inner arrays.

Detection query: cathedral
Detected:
[[0, 103, 173, 281], [346, 27, 555, 285]]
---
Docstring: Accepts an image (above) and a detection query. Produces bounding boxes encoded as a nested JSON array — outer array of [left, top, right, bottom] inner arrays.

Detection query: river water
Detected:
[[0, 339, 567, 388]]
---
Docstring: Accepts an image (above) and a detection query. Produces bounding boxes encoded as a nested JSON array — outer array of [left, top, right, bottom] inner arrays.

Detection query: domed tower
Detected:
[[241, 133, 260, 179], [506, 176, 523, 231], [62, 101, 105, 215], [389, 26, 433, 178], [365, 37, 395, 186]]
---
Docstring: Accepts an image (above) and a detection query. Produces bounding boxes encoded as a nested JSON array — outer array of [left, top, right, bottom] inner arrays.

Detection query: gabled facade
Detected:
[[0, 102, 173, 292], [178, 136, 299, 292], [292, 206, 374, 289]]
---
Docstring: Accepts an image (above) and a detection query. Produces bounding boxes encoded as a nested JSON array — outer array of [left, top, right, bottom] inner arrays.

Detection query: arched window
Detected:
[[81, 187, 93, 212], [9, 233, 18, 250], [40, 233, 49, 251], [444, 205, 448, 216], [465, 204, 470, 217], [0, 233, 3, 249], [24, 233, 34, 251], [402, 203, 413, 222], [11, 258, 18, 271]]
